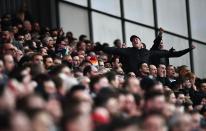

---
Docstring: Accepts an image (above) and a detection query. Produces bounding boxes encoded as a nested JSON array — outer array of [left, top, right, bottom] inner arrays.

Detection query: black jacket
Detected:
[[102, 46, 193, 74], [149, 34, 192, 67]]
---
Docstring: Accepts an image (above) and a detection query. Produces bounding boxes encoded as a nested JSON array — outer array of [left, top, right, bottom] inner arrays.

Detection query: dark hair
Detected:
[[83, 65, 92, 76], [113, 39, 120, 47], [144, 91, 164, 101], [43, 55, 52, 64], [140, 77, 155, 91], [105, 71, 117, 84], [130, 35, 140, 42], [65, 84, 86, 99], [94, 87, 117, 107], [108, 116, 140, 131], [79, 34, 87, 41]]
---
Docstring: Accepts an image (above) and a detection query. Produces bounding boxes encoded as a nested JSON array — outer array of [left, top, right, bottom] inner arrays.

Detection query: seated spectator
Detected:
[[149, 64, 157, 79]]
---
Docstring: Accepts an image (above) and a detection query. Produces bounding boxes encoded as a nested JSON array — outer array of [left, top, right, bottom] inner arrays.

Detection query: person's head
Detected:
[[178, 65, 190, 78], [83, 65, 99, 77], [105, 71, 119, 88], [73, 55, 80, 67], [144, 91, 166, 113], [182, 78, 191, 89], [43, 36, 54, 48], [139, 62, 149, 76], [90, 75, 110, 93], [200, 79, 206, 93], [35, 74, 56, 97], [157, 64, 166, 77], [166, 65, 176, 78], [57, 38, 67, 49], [63, 55, 73, 64], [130, 35, 142, 49], [50, 64, 71, 77], [40, 47, 48, 56], [23, 20, 32, 32], [10, 112, 32, 131], [122, 92, 137, 115], [107, 117, 140, 131], [53, 56, 62, 65], [12, 26, 18, 34], [30, 110, 56, 131], [66, 85, 92, 105], [43, 55, 53, 69], [175, 91, 185, 105], [185, 72, 196, 85], [149, 64, 157, 77], [113, 39, 122, 48], [162, 103, 176, 119], [16, 33, 25, 44], [33, 22, 40, 32], [143, 113, 167, 131], [77, 41, 86, 51], [32, 53, 43, 65], [61, 109, 92, 131], [191, 111, 203, 129], [168, 113, 192, 131], [164, 90, 176, 104], [111, 57, 120, 69], [152, 81, 164, 93], [2, 43, 16, 56], [1, 30, 11, 43], [79, 34, 87, 42], [24, 32, 32, 41], [95, 88, 120, 115], [100, 54, 108, 63], [125, 77, 141, 94], [127, 72, 136, 78], [3, 54, 15, 72]]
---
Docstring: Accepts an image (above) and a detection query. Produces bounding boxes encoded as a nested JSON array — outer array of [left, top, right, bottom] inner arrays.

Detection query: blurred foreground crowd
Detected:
[[0, 10, 206, 131]]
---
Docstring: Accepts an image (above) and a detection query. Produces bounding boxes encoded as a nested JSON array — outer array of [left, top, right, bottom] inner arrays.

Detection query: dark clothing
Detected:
[[102, 46, 193, 74], [149, 34, 192, 67], [190, 90, 206, 106], [156, 76, 171, 87]]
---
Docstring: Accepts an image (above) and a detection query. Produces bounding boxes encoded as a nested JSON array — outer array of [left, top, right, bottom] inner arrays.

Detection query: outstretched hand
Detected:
[[191, 44, 196, 49], [159, 27, 164, 33], [169, 47, 175, 52]]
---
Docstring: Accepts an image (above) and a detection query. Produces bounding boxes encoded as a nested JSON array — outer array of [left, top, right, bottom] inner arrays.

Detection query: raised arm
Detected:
[[150, 27, 164, 50]]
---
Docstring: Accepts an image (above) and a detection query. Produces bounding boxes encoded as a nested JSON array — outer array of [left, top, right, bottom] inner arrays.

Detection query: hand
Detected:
[[169, 47, 175, 52], [191, 44, 196, 49], [122, 43, 127, 48], [159, 27, 164, 33]]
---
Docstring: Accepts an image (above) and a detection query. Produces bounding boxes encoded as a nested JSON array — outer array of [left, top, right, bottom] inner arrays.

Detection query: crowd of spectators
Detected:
[[0, 10, 206, 131]]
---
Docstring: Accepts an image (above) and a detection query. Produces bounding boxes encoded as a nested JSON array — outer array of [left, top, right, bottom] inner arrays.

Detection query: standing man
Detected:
[[150, 27, 194, 67], [95, 35, 195, 75]]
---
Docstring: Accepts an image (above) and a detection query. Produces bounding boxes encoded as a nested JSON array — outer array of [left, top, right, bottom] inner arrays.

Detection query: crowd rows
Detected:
[[0, 10, 206, 131]]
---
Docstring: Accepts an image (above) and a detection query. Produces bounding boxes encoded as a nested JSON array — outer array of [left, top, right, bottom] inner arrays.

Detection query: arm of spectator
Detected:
[[168, 45, 195, 57], [150, 50, 171, 57], [150, 27, 164, 50], [102, 47, 128, 56]]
